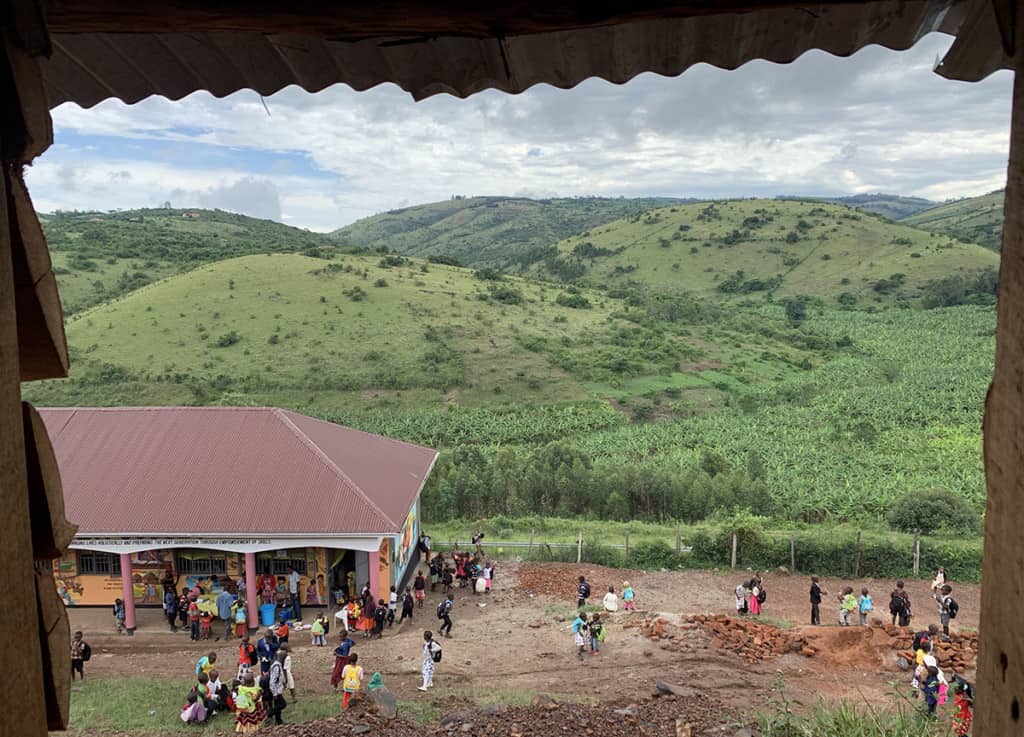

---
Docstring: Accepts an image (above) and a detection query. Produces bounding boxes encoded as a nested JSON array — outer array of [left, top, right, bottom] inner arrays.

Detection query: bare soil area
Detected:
[[67, 562, 980, 735]]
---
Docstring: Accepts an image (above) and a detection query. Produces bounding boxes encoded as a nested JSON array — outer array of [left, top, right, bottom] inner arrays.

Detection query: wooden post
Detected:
[[624, 532, 630, 559], [528, 528, 535, 556], [675, 524, 681, 556], [576, 529, 583, 564], [976, 14, 1024, 731], [730, 533, 737, 569], [913, 533, 920, 577], [854, 531, 862, 579], [0, 167, 48, 736], [790, 538, 796, 572]]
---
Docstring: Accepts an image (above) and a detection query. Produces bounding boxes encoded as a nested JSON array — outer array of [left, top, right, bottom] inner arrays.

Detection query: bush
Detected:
[[215, 331, 241, 347], [887, 488, 980, 535], [626, 541, 679, 569], [556, 292, 591, 309]]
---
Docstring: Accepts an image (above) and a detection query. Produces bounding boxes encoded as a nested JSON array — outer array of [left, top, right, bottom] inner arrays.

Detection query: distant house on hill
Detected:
[[182, 211, 201, 219], [42, 406, 437, 632]]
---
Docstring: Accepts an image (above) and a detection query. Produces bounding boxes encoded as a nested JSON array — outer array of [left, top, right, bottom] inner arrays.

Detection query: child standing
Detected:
[[603, 586, 619, 612], [622, 582, 635, 611], [387, 586, 398, 627], [482, 562, 493, 592], [70, 631, 89, 680], [749, 579, 762, 616], [572, 612, 589, 659], [113, 598, 126, 633], [311, 616, 326, 646], [952, 677, 974, 736], [858, 588, 873, 626], [735, 582, 748, 615], [890, 581, 912, 628], [589, 613, 604, 655], [922, 666, 940, 716], [238, 635, 257, 680], [188, 598, 201, 641], [839, 587, 857, 626], [281, 643, 296, 702], [199, 610, 213, 640], [419, 630, 442, 691], [373, 598, 387, 637], [340, 652, 364, 709], [414, 571, 426, 607], [809, 576, 825, 626], [276, 617, 290, 644], [331, 634, 355, 690], [234, 602, 248, 638]]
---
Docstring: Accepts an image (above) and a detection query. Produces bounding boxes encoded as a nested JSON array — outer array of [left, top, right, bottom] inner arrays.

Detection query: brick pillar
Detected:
[[119, 553, 135, 634]]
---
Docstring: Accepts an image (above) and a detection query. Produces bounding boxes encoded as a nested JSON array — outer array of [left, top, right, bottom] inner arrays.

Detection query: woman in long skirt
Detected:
[[233, 673, 266, 734]]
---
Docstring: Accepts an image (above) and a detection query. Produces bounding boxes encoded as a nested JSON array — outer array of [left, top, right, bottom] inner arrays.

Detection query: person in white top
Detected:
[[603, 586, 619, 612], [287, 567, 302, 621]]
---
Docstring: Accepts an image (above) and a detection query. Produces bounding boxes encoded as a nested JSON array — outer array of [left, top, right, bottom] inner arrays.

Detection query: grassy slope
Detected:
[[536, 199, 998, 303], [27, 252, 816, 412], [41, 209, 334, 314], [329, 196, 691, 268], [783, 194, 936, 220], [900, 190, 1004, 251]]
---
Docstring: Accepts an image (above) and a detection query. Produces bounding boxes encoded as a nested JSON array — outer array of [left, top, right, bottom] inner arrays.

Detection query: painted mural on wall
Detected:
[[397, 505, 417, 573]]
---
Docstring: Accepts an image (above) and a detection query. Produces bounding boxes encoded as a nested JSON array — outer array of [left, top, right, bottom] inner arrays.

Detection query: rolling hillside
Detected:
[[778, 193, 937, 220], [27, 252, 817, 413], [900, 190, 1004, 251], [41, 208, 335, 314], [329, 196, 692, 269], [534, 199, 999, 305]]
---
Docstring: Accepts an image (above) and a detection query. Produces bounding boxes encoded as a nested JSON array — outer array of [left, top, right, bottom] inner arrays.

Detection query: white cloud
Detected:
[[29, 33, 1014, 229]]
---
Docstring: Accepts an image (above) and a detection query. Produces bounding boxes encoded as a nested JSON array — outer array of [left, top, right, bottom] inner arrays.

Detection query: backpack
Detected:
[[580, 582, 591, 598], [947, 598, 959, 619], [342, 665, 362, 691], [436, 601, 446, 619], [430, 641, 443, 663], [757, 588, 767, 604], [889, 591, 906, 615], [591, 623, 604, 642], [912, 632, 931, 652], [80, 643, 92, 662]]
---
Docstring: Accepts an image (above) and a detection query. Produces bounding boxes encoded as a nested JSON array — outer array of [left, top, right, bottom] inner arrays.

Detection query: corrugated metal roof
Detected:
[[39, 407, 437, 536], [39, 0, 1009, 110]]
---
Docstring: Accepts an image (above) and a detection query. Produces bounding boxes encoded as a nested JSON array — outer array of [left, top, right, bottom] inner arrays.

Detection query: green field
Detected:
[[534, 199, 997, 304], [901, 189, 1004, 251]]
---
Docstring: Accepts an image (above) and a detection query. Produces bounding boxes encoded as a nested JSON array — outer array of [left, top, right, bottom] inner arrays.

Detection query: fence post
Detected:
[[913, 533, 921, 576], [624, 532, 630, 560], [528, 529, 535, 556], [675, 524, 681, 556], [577, 529, 583, 564], [790, 538, 796, 572], [731, 533, 738, 569], [854, 530, 862, 578]]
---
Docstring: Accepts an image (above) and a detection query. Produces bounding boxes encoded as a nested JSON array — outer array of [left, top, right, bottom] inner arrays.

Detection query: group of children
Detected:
[[909, 623, 974, 734], [427, 549, 495, 596], [734, 574, 767, 615], [571, 612, 606, 658]]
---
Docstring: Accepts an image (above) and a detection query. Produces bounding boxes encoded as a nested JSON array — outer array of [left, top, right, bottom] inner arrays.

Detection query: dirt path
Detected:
[[67, 563, 980, 734]]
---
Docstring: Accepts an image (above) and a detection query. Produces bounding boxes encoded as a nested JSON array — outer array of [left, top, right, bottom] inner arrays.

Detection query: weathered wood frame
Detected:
[[3, 0, 1024, 734]]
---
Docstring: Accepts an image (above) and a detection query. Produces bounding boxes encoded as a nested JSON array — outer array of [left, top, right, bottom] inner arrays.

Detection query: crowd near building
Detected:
[[44, 407, 437, 632]]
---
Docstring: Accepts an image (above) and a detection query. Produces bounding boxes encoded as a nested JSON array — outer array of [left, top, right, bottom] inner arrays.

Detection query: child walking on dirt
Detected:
[[589, 613, 604, 655], [572, 612, 589, 659], [341, 652, 364, 709], [838, 587, 857, 626], [858, 588, 873, 626], [414, 571, 426, 607], [809, 576, 825, 626], [890, 581, 912, 627], [622, 581, 635, 611], [419, 630, 442, 691], [70, 631, 89, 680], [113, 598, 126, 633], [281, 643, 296, 702], [331, 633, 355, 690]]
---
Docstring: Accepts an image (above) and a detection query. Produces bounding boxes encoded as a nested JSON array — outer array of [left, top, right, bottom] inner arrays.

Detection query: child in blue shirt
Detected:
[[922, 666, 940, 716], [858, 588, 873, 626]]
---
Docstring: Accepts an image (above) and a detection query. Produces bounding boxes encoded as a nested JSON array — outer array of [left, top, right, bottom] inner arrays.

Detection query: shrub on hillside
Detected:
[[626, 541, 678, 569], [887, 488, 980, 535], [556, 292, 591, 309]]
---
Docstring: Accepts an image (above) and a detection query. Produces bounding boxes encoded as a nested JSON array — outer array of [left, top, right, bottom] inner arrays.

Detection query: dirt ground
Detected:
[[67, 563, 980, 735]]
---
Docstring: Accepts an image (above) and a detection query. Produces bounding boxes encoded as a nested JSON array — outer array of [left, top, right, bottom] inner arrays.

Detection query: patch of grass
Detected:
[[68, 676, 339, 734], [754, 614, 795, 629]]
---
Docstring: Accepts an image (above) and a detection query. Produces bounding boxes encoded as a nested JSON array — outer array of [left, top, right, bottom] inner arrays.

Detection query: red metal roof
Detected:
[[39, 407, 437, 536]]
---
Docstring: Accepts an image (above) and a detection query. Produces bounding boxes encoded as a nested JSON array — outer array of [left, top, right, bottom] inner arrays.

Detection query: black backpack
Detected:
[[947, 598, 959, 619], [431, 641, 443, 662], [912, 631, 931, 652], [80, 643, 92, 662], [757, 588, 767, 604], [580, 582, 591, 598], [436, 601, 446, 619]]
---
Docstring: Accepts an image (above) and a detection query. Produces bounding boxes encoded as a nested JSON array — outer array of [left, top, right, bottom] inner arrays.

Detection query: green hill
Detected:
[[900, 190, 1004, 251], [778, 193, 936, 220], [28, 252, 818, 413], [534, 199, 998, 306], [329, 196, 692, 269], [41, 208, 336, 314]]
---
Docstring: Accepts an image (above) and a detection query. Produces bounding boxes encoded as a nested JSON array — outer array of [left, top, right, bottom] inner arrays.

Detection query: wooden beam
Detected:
[[41, 0, 875, 37], [0, 157, 48, 737], [977, 2, 1024, 733]]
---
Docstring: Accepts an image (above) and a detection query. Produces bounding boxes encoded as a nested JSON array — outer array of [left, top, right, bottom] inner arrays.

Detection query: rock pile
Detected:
[[684, 615, 810, 663], [885, 626, 979, 673]]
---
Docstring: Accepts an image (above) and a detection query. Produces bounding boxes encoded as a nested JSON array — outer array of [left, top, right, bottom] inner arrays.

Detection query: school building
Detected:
[[42, 406, 437, 632]]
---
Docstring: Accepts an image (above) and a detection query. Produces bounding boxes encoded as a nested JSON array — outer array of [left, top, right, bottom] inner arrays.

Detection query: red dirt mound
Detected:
[[515, 562, 639, 600]]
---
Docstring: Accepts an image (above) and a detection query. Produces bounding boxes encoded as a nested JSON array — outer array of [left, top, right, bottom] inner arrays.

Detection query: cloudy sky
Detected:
[[27, 33, 1012, 232]]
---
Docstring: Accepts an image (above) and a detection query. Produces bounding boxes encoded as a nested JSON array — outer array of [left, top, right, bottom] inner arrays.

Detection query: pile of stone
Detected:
[[684, 615, 811, 663]]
